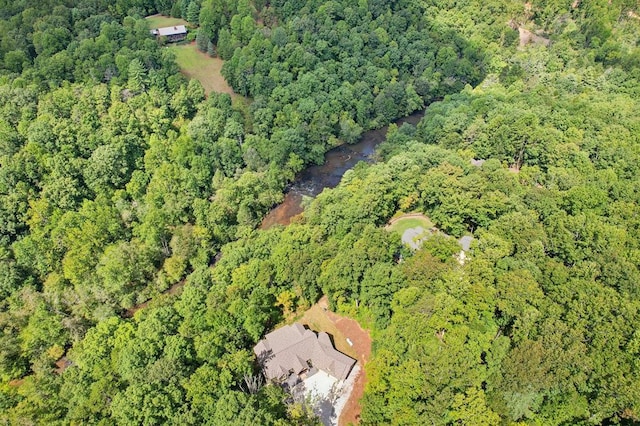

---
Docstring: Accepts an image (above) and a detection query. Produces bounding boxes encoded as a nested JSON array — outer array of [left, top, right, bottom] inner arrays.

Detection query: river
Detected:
[[123, 109, 426, 319], [52, 111, 428, 377], [260, 110, 425, 229]]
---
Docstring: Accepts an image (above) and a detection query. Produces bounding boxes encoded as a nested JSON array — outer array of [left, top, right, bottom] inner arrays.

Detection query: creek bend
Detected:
[[260, 110, 425, 229], [123, 110, 426, 318]]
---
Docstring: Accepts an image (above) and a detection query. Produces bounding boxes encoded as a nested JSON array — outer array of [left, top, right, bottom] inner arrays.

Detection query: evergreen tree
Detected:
[[127, 58, 147, 93], [217, 28, 233, 60], [187, 1, 200, 25], [196, 30, 208, 52], [207, 41, 216, 57]]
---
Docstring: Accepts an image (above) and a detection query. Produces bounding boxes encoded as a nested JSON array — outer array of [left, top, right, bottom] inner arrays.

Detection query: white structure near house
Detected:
[[254, 323, 358, 426]]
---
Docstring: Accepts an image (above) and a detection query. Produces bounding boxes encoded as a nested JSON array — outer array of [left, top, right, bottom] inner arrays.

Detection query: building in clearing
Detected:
[[151, 25, 187, 42], [254, 323, 356, 383]]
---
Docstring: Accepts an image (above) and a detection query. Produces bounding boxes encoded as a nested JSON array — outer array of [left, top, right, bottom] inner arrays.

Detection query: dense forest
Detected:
[[0, 0, 639, 424]]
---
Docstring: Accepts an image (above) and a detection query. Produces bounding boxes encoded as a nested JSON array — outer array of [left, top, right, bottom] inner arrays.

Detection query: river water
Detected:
[[260, 111, 425, 229], [123, 110, 425, 318]]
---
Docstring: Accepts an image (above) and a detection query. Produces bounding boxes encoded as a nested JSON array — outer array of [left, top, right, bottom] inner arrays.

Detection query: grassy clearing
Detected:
[[296, 302, 358, 359], [387, 214, 434, 236], [167, 43, 236, 97], [145, 15, 188, 29]]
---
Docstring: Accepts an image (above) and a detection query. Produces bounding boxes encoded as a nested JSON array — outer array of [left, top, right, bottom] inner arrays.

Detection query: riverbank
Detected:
[[260, 110, 426, 229]]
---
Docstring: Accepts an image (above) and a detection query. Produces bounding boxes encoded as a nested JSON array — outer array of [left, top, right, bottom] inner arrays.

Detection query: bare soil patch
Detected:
[[518, 27, 550, 47], [297, 296, 372, 425], [55, 356, 72, 374]]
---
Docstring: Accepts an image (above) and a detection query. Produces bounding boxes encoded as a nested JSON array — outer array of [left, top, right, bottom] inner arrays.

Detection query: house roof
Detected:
[[254, 323, 356, 381], [458, 235, 473, 251], [153, 25, 187, 36]]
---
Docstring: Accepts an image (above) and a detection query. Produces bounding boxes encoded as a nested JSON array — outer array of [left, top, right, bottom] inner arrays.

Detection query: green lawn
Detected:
[[387, 214, 434, 236], [145, 15, 188, 29], [167, 43, 236, 97]]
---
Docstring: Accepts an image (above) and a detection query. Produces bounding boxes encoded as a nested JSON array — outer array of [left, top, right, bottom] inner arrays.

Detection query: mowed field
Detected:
[[386, 213, 434, 236], [167, 43, 236, 97], [145, 14, 188, 28]]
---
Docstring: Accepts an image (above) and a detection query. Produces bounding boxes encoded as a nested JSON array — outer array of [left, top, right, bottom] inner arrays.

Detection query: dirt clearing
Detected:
[[298, 296, 372, 425]]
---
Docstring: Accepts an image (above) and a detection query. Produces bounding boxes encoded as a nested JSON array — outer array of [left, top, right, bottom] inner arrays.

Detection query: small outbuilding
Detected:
[[151, 25, 187, 42], [457, 235, 474, 264], [254, 323, 356, 382], [458, 235, 473, 252]]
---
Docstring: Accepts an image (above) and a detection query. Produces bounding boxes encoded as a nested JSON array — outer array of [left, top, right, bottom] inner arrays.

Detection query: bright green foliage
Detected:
[[186, 0, 200, 25], [221, 0, 486, 164], [1, 0, 640, 424]]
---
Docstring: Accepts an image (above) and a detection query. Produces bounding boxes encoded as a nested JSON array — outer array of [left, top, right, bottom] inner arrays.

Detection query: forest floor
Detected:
[[297, 296, 372, 425], [124, 279, 186, 318], [168, 42, 237, 97]]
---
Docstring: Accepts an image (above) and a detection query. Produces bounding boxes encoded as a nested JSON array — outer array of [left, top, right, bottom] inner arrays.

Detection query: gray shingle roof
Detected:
[[458, 235, 474, 251], [254, 323, 356, 381]]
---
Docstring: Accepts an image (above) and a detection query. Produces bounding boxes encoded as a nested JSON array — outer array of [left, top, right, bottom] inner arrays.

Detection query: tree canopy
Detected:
[[1, 0, 640, 424]]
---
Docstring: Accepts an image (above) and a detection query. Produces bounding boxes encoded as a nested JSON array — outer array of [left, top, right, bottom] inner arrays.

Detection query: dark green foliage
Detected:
[[195, 29, 208, 52], [1, 0, 640, 424], [220, 0, 486, 165]]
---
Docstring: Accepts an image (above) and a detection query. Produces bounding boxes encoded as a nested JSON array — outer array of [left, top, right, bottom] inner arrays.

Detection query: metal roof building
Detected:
[[151, 25, 187, 42], [155, 25, 187, 36]]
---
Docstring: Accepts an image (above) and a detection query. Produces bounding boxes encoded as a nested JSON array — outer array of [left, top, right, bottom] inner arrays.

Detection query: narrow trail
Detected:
[[124, 279, 187, 318], [124, 252, 221, 318]]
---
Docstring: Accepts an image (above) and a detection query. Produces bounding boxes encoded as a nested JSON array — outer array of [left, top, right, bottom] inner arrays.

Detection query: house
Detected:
[[151, 25, 187, 42], [254, 323, 356, 383], [470, 158, 486, 167], [458, 235, 473, 252], [457, 235, 474, 264]]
